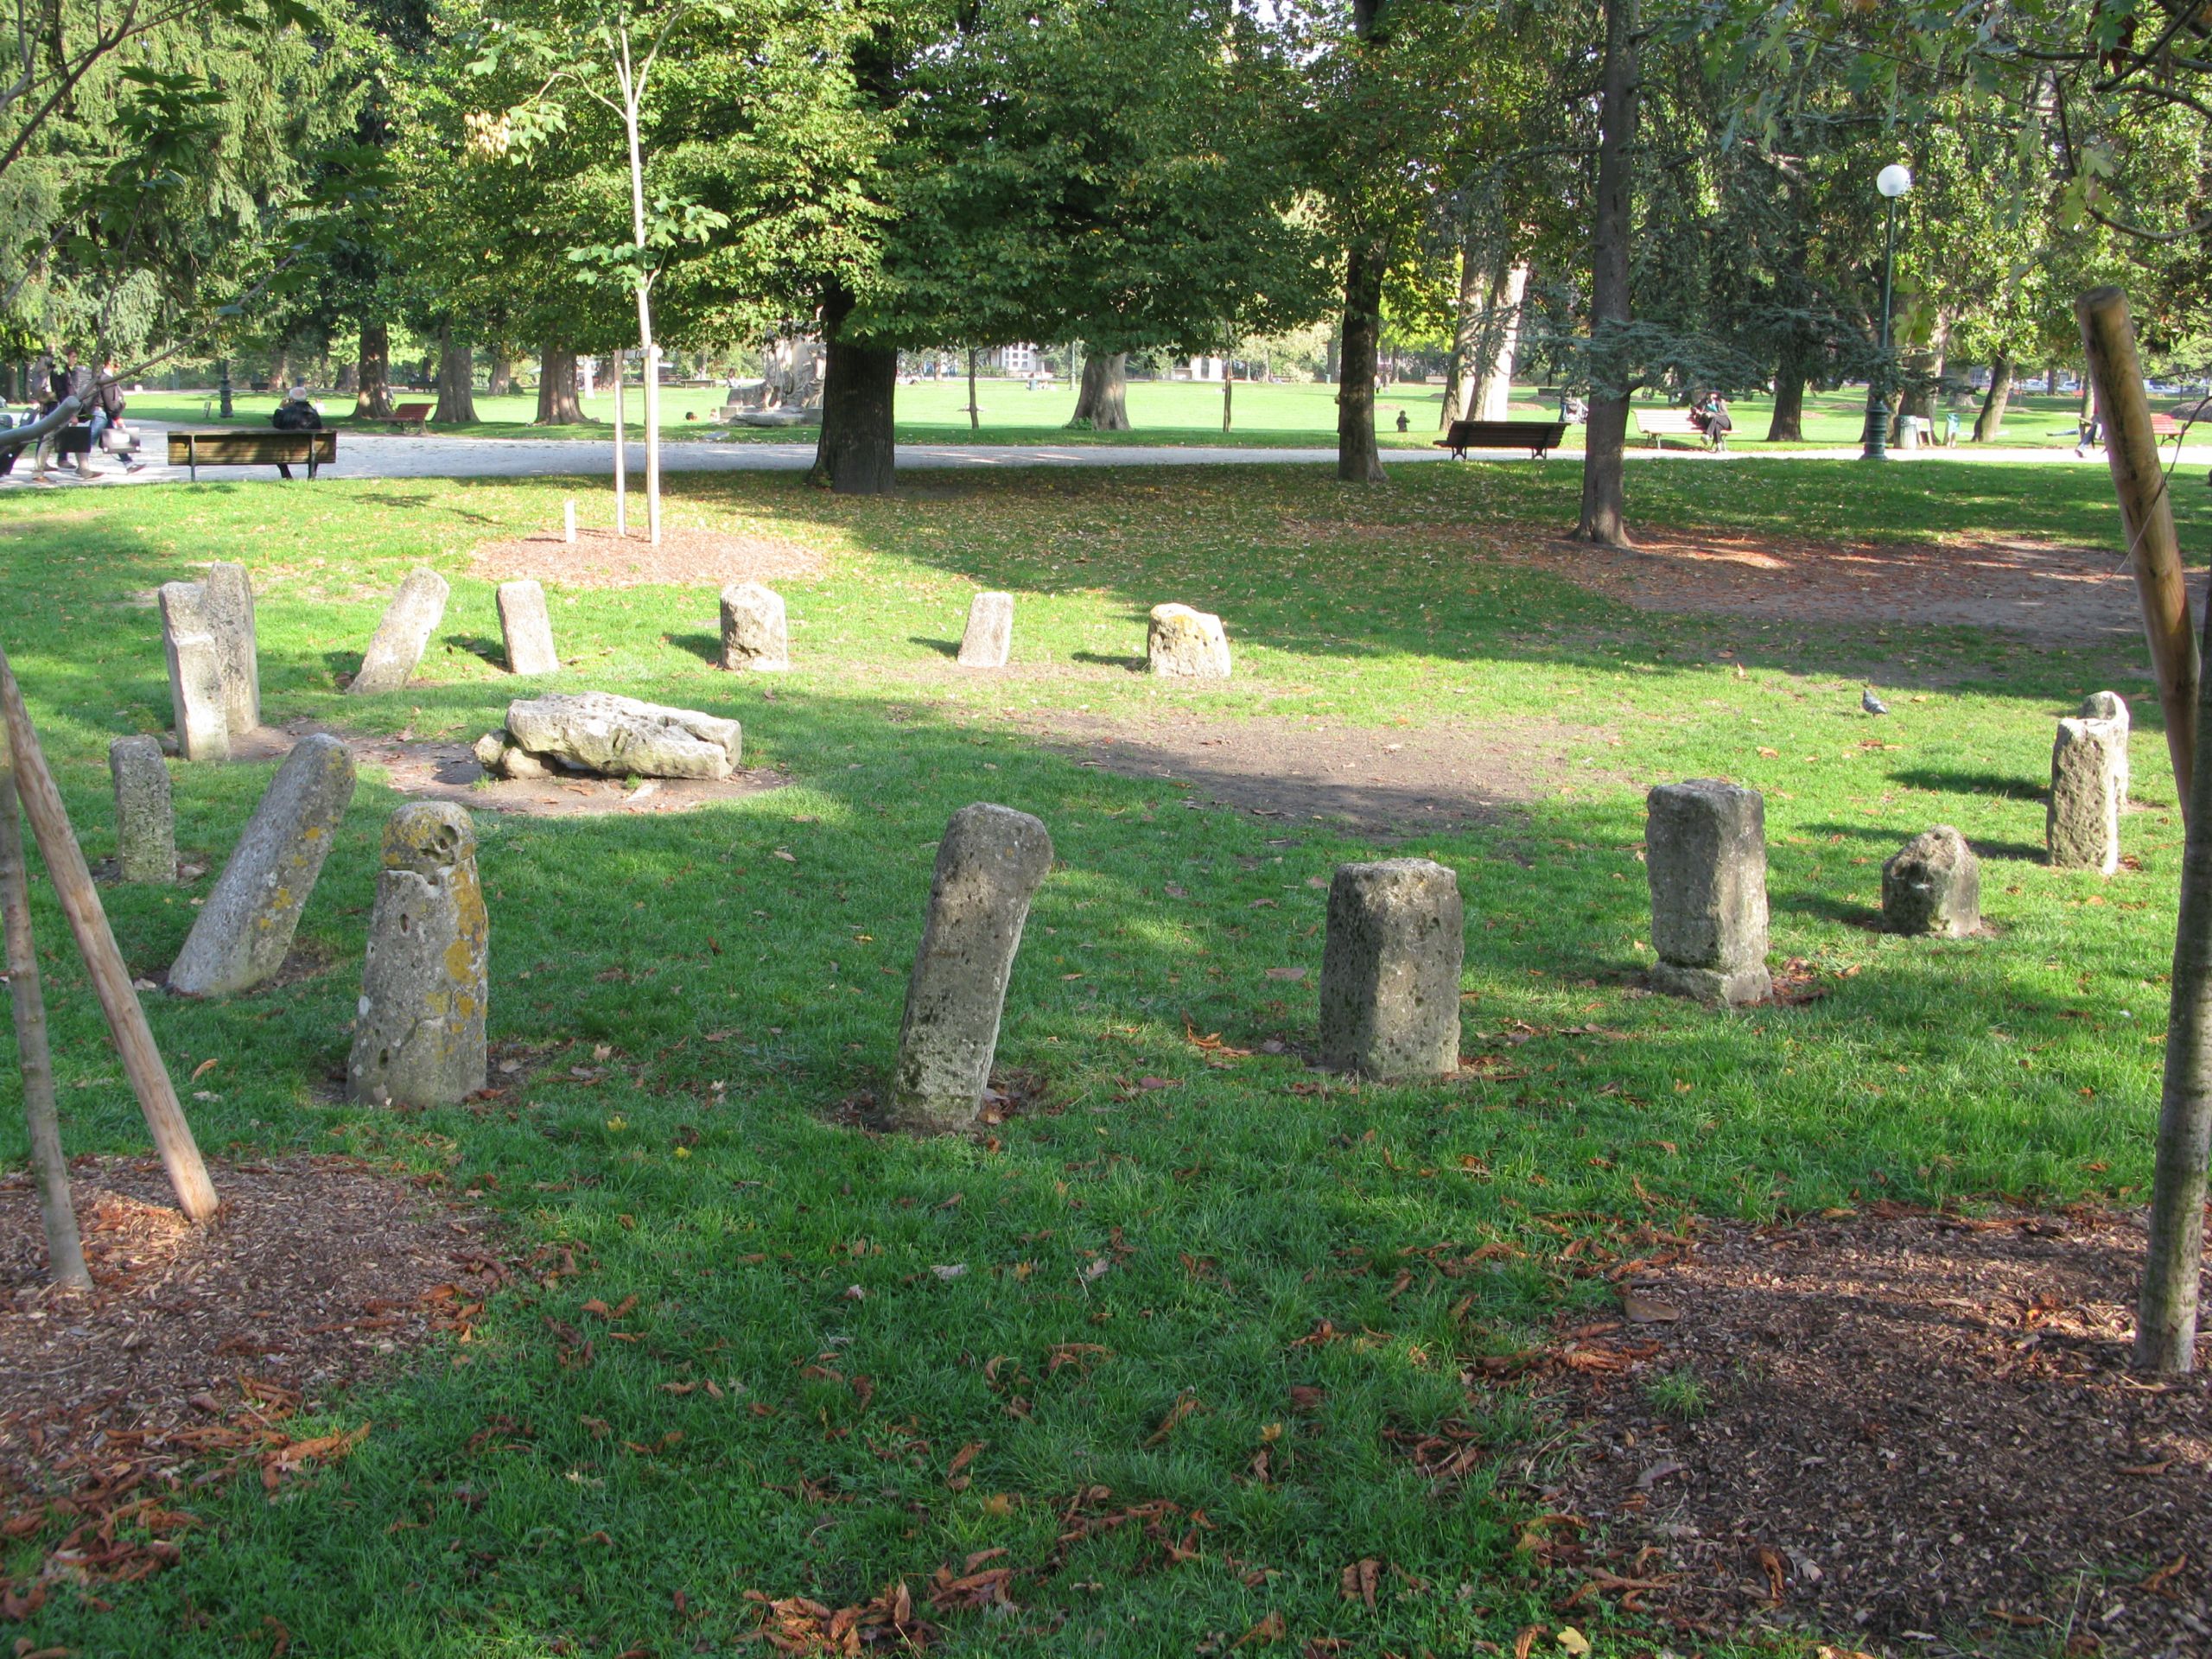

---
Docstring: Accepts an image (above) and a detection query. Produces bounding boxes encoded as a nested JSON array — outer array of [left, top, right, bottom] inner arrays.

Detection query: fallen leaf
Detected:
[[1557, 1630, 1591, 1656], [190, 1058, 219, 1082], [1234, 1611, 1287, 1647], [1264, 967, 1306, 982], [1513, 1626, 1544, 1659], [2120, 1459, 2175, 1477], [1338, 1559, 1379, 1608], [1620, 1291, 1681, 1325], [1144, 1395, 1198, 1447]]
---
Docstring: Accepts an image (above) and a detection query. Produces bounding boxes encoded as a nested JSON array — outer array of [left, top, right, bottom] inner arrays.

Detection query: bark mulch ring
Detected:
[[1524, 1205, 2212, 1656], [0, 1156, 499, 1617], [467, 523, 825, 590]]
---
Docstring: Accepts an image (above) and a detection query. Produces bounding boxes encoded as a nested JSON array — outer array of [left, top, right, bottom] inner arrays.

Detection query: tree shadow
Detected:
[[1799, 820, 2047, 863]]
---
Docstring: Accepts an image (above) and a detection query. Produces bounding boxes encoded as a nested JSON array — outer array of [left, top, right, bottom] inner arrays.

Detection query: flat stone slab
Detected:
[[503, 692, 741, 779]]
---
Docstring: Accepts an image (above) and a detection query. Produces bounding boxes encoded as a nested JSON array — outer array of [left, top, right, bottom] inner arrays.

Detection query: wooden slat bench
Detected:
[[167, 429, 337, 481], [390, 402, 433, 432], [1433, 419, 1570, 460], [1634, 409, 1707, 448]]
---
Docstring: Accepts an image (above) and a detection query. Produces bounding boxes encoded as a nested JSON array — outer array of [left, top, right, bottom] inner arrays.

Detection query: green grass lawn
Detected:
[[0, 456, 2190, 1656]]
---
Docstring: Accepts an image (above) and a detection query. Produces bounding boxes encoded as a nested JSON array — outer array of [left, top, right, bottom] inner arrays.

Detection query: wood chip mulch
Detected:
[[468, 524, 824, 590], [1527, 1206, 2212, 1656]]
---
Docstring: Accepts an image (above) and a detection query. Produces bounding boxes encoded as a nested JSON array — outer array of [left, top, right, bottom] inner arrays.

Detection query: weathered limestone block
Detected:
[[1319, 859, 1463, 1078], [892, 804, 1053, 1134], [347, 802, 488, 1107], [957, 592, 1014, 669], [1147, 603, 1231, 678], [158, 563, 259, 759], [161, 620, 229, 761], [1881, 825, 1980, 938], [108, 736, 175, 884], [1645, 779, 1771, 1007], [471, 730, 550, 780], [504, 692, 741, 779], [201, 562, 260, 732], [350, 568, 450, 696], [497, 579, 560, 676], [168, 734, 357, 995], [719, 582, 790, 671], [2082, 691, 2131, 806], [2049, 716, 2122, 874]]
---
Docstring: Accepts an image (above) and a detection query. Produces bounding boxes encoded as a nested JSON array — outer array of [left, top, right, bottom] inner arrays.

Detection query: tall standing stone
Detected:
[[168, 734, 357, 996], [160, 617, 230, 761], [108, 736, 175, 884], [720, 582, 790, 671], [2082, 690, 2131, 807], [1645, 779, 1771, 1007], [347, 803, 488, 1107], [350, 568, 450, 696], [200, 563, 260, 734], [957, 592, 1014, 668], [1881, 825, 1980, 938], [1147, 603, 1231, 678], [891, 804, 1053, 1134], [2049, 717, 2123, 874], [1319, 859, 1463, 1078], [497, 579, 560, 675]]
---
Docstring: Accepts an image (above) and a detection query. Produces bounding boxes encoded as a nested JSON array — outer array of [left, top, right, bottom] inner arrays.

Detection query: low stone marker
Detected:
[[347, 802, 488, 1107], [497, 579, 560, 675], [1319, 859, 1463, 1078], [2049, 716, 2123, 874], [2082, 690, 2130, 806], [158, 562, 258, 759], [958, 592, 1014, 668], [1148, 603, 1231, 677], [494, 691, 741, 779], [350, 567, 450, 696], [891, 803, 1053, 1134], [720, 582, 790, 671], [1645, 779, 1771, 1007], [108, 736, 175, 884], [168, 734, 357, 996], [1881, 825, 1980, 937]]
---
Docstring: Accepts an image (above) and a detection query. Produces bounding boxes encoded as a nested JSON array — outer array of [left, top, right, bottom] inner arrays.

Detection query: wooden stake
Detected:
[[0, 645, 217, 1223], [0, 757, 89, 1290], [2078, 287, 2198, 812]]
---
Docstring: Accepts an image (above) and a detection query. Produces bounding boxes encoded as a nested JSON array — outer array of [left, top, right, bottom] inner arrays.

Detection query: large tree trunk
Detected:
[[269, 344, 291, 391], [433, 327, 477, 424], [1767, 339, 1807, 442], [1471, 259, 1529, 423], [536, 344, 583, 424], [1070, 353, 1130, 430], [1337, 240, 1389, 483], [353, 322, 396, 419], [1440, 242, 1481, 427], [1575, 0, 1640, 546], [486, 346, 515, 398], [1974, 354, 2014, 442], [334, 359, 358, 394], [810, 287, 898, 495]]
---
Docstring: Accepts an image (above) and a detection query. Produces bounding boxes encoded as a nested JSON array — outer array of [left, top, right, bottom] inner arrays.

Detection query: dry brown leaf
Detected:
[[1234, 1610, 1288, 1647]]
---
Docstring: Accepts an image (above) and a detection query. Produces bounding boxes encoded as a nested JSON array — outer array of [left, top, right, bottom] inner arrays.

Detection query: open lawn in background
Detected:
[[0, 456, 2202, 1655]]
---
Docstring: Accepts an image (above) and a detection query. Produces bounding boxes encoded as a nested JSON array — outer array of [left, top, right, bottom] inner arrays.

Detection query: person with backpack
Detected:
[[84, 357, 138, 473], [270, 385, 323, 479]]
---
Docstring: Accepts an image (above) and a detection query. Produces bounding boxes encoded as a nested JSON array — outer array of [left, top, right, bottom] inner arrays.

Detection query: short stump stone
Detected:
[[2049, 716, 2122, 874], [957, 592, 1014, 669], [1881, 824, 1980, 938], [108, 735, 175, 884], [1319, 858, 1463, 1078], [1147, 603, 1231, 678], [720, 582, 790, 672], [1645, 779, 1770, 1007]]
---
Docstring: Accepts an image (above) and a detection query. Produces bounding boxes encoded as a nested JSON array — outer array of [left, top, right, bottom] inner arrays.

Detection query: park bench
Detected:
[[1433, 418, 1570, 460], [390, 402, 433, 432], [1634, 409, 1708, 448], [166, 429, 337, 482]]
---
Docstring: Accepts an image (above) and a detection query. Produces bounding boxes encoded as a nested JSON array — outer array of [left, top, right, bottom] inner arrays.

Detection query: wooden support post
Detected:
[[2077, 287, 2198, 813], [0, 646, 218, 1224], [0, 758, 89, 1289]]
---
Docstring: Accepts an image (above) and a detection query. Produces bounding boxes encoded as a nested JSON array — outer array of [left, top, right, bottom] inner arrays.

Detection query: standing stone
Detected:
[[1319, 859, 1463, 1078], [497, 580, 560, 675], [2082, 691, 2130, 806], [108, 736, 175, 884], [350, 568, 450, 696], [2049, 717, 2123, 874], [200, 562, 260, 733], [957, 592, 1014, 669], [892, 804, 1053, 1134], [720, 582, 790, 671], [1645, 779, 1771, 1007], [347, 803, 488, 1107], [1147, 603, 1231, 678], [160, 619, 229, 761], [158, 563, 259, 760], [168, 734, 357, 996], [1881, 825, 1980, 938]]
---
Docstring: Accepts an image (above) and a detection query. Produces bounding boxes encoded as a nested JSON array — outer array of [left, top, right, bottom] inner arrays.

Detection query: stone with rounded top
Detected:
[[108, 735, 175, 884], [1147, 603, 1230, 678], [2081, 690, 2130, 806], [1319, 858, 1463, 1078], [2049, 717, 2121, 874], [957, 592, 1014, 668], [350, 568, 450, 696], [1881, 824, 1980, 938], [1645, 779, 1770, 1007], [720, 582, 790, 671], [503, 691, 740, 779], [892, 803, 1053, 1134], [497, 579, 560, 676], [347, 801, 488, 1107]]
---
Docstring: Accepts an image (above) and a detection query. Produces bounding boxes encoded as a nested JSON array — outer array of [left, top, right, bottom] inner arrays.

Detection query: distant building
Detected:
[[988, 344, 1039, 373]]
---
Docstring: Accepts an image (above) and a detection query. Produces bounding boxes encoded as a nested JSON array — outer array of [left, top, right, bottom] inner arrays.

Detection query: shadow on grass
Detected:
[[1891, 767, 2045, 799]]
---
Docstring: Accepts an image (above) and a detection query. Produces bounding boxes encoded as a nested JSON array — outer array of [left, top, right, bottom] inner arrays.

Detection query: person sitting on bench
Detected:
[[270, 385, 322, 479]]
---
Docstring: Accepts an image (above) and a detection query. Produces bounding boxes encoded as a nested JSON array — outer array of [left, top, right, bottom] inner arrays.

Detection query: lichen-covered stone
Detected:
[[504, 692, 740, 779], [1881, 825, 1980, 938], [1147, 603, 1231, 678], [350, 568, 450, 696], [109, 735, 175, 884], [1319, 859, 1463, 1077], [2082, 691, 2131, 806], [1645, 779, 1770, 1007], [347, 802, 488, 1107], [957, 592, 1014, 669], [892, 804, 1053, 1134], [2049, 716, 2122, 874], [719, 582, 790, 671], [497, 579, 560, 676], [168, 734, 357, 995]]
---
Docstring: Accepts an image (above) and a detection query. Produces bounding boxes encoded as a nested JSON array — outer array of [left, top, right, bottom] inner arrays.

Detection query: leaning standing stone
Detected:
[[957, 592, 1014, 669], [1881, 825, 1980, 937], [497, 580, 560, 676], [350, 568, 451, 696], [2049, 716, 2122, 874], [168, 734, 357, 996], [347, 802, 488, 1107], [108, 736, 175, 884], [1645, 779, 1771, 1007], [2082, 691, 2130, 806], [1147, 603, 1231, 678], [720, 582, 790, 671], [891, 804, 1053, 1134], [1319, 859, 1463, 1078]]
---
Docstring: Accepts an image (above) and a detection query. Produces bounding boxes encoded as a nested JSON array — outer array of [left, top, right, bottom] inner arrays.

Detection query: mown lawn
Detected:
[[0, 455, 2196, 1656]]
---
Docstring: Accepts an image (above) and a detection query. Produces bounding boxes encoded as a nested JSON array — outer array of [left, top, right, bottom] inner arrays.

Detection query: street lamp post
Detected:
[[1861, 162, 1913, 461]]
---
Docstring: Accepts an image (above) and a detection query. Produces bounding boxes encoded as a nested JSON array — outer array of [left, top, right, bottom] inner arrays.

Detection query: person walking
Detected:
[[84, 357, 137, 472]]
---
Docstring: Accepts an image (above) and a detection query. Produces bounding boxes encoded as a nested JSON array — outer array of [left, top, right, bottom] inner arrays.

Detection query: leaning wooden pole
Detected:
[[0, 646, 218, 1223], [2078, 287, 2197, 814], [0, 757, 90, 1290]]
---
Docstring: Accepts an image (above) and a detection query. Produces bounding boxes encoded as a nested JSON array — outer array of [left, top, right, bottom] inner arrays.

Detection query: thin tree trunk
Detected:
[[353, 322, 395, 420], [1472, 259, 1529, 423], [810, 285, 898, 494], [1974, 354, 2014, 442], [270, 345, 291, 391], [966, 347, 979, 432], [1575, 0, 1640, 545], [1337, 240, 1389, 483], [613, 347, 627, 535], [1767, 338, 1808, 442], [1223, 362, 1233, 432], [0, 763, 88, 1290], [536, 344, 582, 424], [432, 327, 476, 424], [1070, 353, 1131, 430]]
